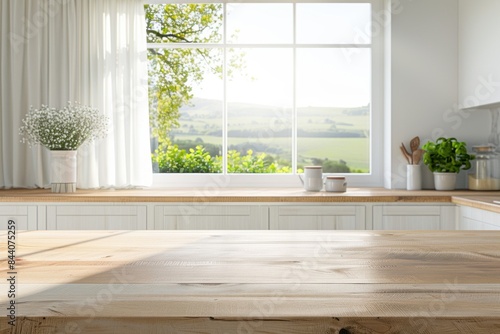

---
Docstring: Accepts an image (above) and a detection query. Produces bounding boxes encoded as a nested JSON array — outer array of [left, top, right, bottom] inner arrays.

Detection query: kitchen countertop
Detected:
[[0, 187, 497, 202], [3, 230, 500, 333], [452, 195, 500, 214], [1, 187, 499, 213]]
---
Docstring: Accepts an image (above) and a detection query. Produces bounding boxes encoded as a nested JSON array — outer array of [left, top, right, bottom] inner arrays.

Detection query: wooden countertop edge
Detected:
[[0, 188, 498, 208], [451, 196, 500, 214], [0, 188, 461, 203], [0, 195, 455, 203]]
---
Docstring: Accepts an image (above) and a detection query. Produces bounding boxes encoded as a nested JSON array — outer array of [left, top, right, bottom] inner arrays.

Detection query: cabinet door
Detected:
[[459, 0, 500, 107], [459, 206, 500, 230], [0, 205, 37, 230], [269, 205, 365, 230], [155, 205, 268, 230], [373, 205, 457, 230], [46, 205, 147, 230]]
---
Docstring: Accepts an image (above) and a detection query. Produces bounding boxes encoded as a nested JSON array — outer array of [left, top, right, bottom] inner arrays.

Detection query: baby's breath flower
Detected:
[[19, 102, 109, 150]]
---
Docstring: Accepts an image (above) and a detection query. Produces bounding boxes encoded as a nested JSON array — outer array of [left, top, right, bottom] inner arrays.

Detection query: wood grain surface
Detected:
[[1, 187, 499, 203], [1, 230, 500, 333], [452, 195, 500, 214]]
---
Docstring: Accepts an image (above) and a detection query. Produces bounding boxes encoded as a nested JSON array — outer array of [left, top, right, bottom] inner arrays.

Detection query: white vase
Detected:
[[407, 165, 422, 190], [50, 150, 77, 193], [433, 172, 457, 191]]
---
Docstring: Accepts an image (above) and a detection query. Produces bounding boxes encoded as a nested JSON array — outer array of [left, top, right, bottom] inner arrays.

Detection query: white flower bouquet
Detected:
[[19, 102, 109, 151]]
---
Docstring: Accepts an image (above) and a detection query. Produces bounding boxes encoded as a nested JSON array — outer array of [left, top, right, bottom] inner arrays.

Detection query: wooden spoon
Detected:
[[412, 148, 424, 165], [400, 146, 411, 164], [401, 142, 413, 164], [410, 136, 420, 153]]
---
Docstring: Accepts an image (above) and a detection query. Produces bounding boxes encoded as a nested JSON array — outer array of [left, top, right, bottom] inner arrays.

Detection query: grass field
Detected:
[[173, 134, 369, 172], [167, 98, 371, 173]]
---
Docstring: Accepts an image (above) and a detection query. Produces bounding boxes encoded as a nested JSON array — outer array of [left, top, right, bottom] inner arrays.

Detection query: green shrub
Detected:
[[322, 160, 351, 173], [220, 149, 289, 173], [153, 144, 220, 173], [153, 145, 291, 173], [173, 139, 221, 157], [308, 158, 352, 173]]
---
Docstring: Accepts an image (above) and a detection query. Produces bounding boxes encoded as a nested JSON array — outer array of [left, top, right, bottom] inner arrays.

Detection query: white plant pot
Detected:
[[50, 150, 77, 193], [433, 172, 457, 191]]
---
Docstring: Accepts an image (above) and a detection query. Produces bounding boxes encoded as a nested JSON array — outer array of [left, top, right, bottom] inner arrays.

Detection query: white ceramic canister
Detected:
[[324, 176, 347, 192], [299, 166, 324, 191]]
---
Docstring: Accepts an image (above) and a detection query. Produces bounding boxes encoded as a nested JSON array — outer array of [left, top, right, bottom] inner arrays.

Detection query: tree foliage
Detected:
[[145, 4, 223, 144], [154, 145, 219, 173], [154, 145, 292, 174]]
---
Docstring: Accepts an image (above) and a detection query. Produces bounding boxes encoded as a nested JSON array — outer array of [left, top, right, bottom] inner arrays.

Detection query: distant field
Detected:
[[298, 137, 369, 171], [167, 98, 371, 172], [173, 134, 369, 172]]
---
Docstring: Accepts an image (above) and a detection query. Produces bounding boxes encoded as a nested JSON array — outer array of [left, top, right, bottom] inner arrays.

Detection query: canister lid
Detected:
[[472, 145, 496, 153], [326, 176, 346, 180]]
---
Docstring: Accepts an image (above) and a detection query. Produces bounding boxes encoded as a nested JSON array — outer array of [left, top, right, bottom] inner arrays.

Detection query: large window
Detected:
[[146, 0, 383, 187]]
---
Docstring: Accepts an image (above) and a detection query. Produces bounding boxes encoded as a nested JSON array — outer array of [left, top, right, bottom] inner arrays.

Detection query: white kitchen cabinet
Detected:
[[269, 205, 365, 230], [0, 205, 37, 230], [46, 204, 147, 230], [459, 206, 500, 230], [373, 205, 457, 230], [154, 204, 268, 230], [0, 201, 466, 231], [459, 0, 500, 108]]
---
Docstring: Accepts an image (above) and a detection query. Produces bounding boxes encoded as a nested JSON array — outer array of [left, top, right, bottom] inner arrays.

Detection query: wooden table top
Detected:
[[1, 230, 500, 333]]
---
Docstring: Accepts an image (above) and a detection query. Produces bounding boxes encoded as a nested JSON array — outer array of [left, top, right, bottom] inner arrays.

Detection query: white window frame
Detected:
[[148, 0, 384, 188]]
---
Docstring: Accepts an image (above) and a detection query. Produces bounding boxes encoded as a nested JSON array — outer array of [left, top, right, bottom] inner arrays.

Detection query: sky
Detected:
[[192, 2, 372, 108]]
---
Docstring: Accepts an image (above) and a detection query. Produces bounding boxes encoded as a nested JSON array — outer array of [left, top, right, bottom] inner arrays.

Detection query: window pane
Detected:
[[172, 70, 223, 172], [146, 2, 376, 178], [146, 4, 223, 44], [227, 49, 293, 173], [297, 3, 371, 44], [227, 4, 293, 44], [149, 48, 223, 173], [296, 48, 371, 173]]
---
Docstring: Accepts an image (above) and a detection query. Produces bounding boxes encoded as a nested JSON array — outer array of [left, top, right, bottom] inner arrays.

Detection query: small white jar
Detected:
[[324, 176, 347, 192]]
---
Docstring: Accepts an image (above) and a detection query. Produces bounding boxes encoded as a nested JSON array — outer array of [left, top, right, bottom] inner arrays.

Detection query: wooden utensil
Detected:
[[412, 148, 424, 165], [410, 136, 420, 153], [401, 142, 413, 164], [400, 145, 411, 164]]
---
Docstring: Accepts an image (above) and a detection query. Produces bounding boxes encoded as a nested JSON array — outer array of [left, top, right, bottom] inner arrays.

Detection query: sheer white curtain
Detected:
[[0, 0, 152, 189]]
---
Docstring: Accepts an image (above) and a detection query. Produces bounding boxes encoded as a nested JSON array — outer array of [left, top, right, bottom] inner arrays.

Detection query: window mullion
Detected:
[[147, 43, 369, 49], [222, 2, 228, 175], [292, 2, 297, 174]]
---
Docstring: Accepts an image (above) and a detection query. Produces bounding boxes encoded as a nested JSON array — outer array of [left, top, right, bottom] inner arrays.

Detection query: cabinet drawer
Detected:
[[46, 205, 147, 230], [155, 205, 268, 230], [373, 205, 457, 230], [269, 205, 365, 230], [459, 206, 500, 230], [0, 205, 37, 229]]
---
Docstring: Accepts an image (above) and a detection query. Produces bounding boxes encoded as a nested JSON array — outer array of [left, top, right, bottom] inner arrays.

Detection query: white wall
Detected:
[[385, 0, 491, 189]]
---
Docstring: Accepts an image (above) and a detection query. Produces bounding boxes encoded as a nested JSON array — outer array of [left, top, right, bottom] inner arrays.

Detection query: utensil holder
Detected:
[[407, 164, 422, 191]]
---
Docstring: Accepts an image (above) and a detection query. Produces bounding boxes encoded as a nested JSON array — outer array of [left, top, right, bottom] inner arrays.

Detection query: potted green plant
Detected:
[[422, 137, 475, 190]]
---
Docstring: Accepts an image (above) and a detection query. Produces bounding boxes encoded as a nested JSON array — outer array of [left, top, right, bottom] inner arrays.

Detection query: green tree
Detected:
[[145, 3, 223, 146]]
